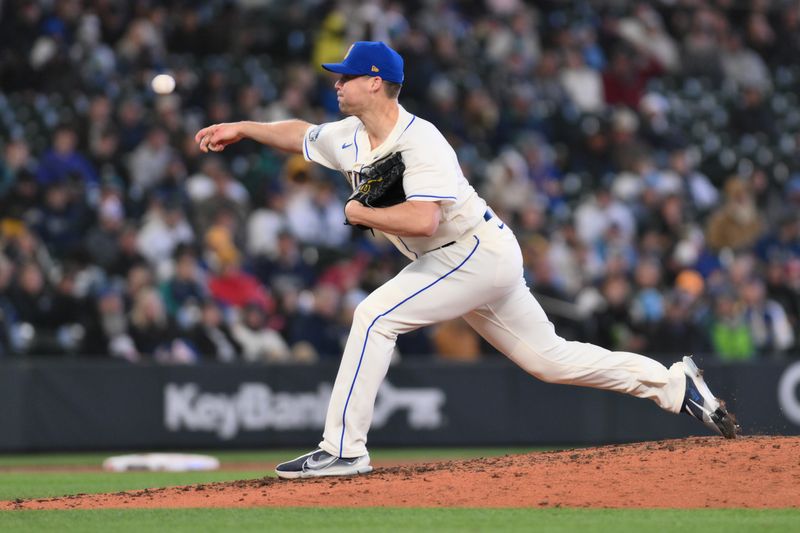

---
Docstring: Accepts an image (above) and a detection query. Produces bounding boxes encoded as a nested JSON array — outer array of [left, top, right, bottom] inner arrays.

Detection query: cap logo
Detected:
[[344, 44, 354, 60], [371, 65, 380, 72]]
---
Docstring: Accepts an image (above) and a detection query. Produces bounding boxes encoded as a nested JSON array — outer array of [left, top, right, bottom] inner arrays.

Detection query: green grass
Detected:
[[1, 508, 798, 533], [0, 471, 269, 500], [0, 448, 542, 501], [0, 447, 540, 468]]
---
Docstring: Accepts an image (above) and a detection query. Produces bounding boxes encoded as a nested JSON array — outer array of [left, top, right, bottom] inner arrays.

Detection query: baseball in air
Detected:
[[151, 74, 176, 94]]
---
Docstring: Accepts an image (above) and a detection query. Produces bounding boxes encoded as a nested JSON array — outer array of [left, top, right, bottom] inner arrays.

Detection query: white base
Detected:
[[102, 453, 220, 472]]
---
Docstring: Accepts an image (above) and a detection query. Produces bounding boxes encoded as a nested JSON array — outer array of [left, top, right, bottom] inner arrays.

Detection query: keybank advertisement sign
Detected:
[[164, 381, 447, 439], [4, 360, 800, 452], [778, 362, 800, 426]]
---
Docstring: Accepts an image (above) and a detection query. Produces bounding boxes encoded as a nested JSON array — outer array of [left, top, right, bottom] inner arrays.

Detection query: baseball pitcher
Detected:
[[195, 41, 739, 480]]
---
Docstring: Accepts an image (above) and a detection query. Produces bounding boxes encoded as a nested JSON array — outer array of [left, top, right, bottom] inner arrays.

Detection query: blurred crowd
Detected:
[[2, 0, 800, 364]]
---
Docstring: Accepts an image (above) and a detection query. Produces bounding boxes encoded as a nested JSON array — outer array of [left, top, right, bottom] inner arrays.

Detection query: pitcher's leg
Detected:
[[320, 237, 487, 458], [463, 281, 686, 413], [319, 294, 395, 458]]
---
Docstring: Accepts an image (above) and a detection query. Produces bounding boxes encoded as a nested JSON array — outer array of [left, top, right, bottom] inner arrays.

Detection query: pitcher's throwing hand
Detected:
[[194, 123, 242, 152]]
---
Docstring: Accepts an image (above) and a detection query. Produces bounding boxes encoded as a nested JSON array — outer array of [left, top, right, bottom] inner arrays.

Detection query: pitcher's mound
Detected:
[[7, 436, 800, 510]]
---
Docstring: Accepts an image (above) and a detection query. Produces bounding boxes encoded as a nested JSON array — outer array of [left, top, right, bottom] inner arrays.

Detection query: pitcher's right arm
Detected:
[[195, 120, 312, 154]]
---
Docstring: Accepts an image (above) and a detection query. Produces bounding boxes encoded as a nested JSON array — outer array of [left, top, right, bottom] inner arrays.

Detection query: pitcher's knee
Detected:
[[353, 298, 400, 337], [513, 342, 572, 383], [525, 359, 565, 383]]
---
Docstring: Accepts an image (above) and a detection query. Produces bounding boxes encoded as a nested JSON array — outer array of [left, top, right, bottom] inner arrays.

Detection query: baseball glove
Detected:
[[348, 152, 406, 209]]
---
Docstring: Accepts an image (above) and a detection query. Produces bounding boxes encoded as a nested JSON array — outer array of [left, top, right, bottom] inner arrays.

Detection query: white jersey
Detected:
[[302, 105, 487, 260]]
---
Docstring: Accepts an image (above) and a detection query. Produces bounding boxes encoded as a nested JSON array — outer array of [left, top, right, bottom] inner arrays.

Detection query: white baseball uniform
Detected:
[[303, 105, 687, 458]]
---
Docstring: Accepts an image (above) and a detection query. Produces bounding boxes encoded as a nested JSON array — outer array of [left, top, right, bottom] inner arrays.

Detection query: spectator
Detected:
[[744, 11, 775, 60], [247, 186, 288, 258], [482, 149, 538, 214], [28, 179, 90, 259], [123, 262, 155, 312], [285, 178, 350, 249], [0, 140, 37, 197], [158, 245, 207, 321], [765, 260, 800, 336], [7, 261, 53, 333], [49, 268, 91, 354], [253, 230, 316, 290], [705, 177, 764, 253], [720, 32, 771, 92], [288, 284, 347, 359], [84, 182, 126, 269], [681, 6, 724, 80], [648, 291, 710, 356], [108, 223, 147, 280], [128, 286, 192, 363], [602, 46, 662, 109], [569, 116, 615, 182], [773, 2, 800, 66], [36, 126, 99, 187], [432, 318, 481, 361], [136, 196, 195, 274], [188, 299, 241, 362], [638, 92, 683, 151], [559, 47, 604, 113], [740, 276, 794, 356], [81, 95, 115, 156], [0, 257, 17, 355], [187, 157, 250, 237], [755, 213, 800, 264], [0, 171, 40, 222], [0, 0, 44, 92], [589, 274, 644, 352], [127, 127, 174, 198], [730, 86, 775, 138], [709, 289, 756, 362], [530, 49, 568, 106], [205, 224, 271, 312], [231, 302, 291, 363], [574, 187, 636, 247], [631, 258, 666, 326], [82, 287, 137, 360], [615, 4, 680, 72], [116, 97, 147, 153], [666, 147, 719, 218]]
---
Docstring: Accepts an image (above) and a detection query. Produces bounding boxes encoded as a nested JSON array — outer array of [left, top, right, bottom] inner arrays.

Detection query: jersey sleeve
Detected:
[[302, 118, 357, 171], [400, 125, 459, 205]]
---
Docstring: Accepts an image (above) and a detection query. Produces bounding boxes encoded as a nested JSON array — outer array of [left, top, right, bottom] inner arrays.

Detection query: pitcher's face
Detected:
[[335, 75, 372, 114]]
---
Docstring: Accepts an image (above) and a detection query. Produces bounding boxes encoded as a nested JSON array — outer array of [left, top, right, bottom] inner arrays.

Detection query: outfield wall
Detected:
[[0, 359, 798, 451]]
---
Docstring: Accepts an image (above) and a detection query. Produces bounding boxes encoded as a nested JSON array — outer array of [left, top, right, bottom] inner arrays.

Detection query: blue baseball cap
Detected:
[[322, 41, 404, 84]]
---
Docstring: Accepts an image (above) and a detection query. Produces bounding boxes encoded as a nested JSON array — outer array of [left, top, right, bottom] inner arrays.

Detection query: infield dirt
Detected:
[[5, 436, 799, 510]]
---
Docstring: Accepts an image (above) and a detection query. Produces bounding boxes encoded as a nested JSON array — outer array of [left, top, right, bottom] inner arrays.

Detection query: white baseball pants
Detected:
[[319, 216, 687, 458]]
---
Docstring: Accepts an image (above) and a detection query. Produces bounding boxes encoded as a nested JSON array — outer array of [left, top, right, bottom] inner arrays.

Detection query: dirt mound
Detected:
[[6, 436, 800, 510]]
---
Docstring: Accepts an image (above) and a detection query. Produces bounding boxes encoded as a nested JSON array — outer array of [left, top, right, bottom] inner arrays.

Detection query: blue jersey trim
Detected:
[[353, 125, 359, 161], [406, 194, 457, 200], [398, 115, 416, 140], [338, 235, 481, 457], [303, 135, 312, 162]]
